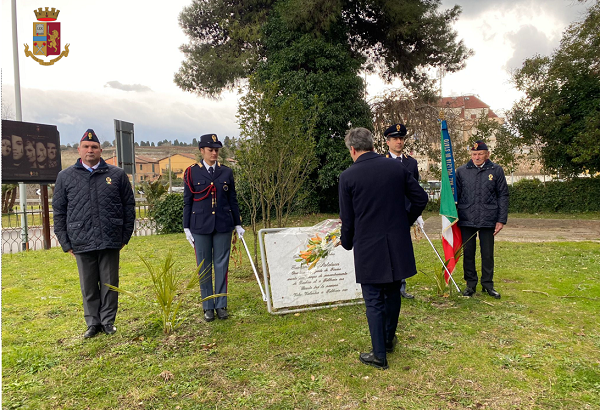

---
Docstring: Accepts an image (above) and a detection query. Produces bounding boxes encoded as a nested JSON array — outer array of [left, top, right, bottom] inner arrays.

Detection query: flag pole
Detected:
[[240, 236, 267, 302], [418, 225, 461, 293]]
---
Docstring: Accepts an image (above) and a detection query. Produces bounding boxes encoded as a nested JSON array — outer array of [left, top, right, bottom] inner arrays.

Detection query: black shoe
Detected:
[[483, 287, 501, 299], [84, 325, 102, 339], [400, 290, 414, 299], [385, 336, 398, 353], [216, 308, 228, 320], [359, 351, 388, 370], [462, 287, 476, 297], [102, 324, 117, 335], [204, 309, 215, 322]]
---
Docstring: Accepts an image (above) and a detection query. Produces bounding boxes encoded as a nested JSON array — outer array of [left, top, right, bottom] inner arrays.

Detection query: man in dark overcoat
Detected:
[[383, 122, 423, 299], [53, 129, 136, 338], [456, 140, 509, 299], [339, 127, 428, 369]]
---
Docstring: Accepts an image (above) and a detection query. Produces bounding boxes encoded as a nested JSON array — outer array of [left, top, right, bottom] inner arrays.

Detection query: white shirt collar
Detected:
[[202, 160, 216, 170], [81, 161, 100, 171], [389, 152, 402, 160]]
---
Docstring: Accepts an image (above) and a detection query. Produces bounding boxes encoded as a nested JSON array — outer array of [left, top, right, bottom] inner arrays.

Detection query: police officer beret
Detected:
[[81, 129, 100, 143], [198, 134, 223, 149], [384, 123, 407, 138], [471, 140, 489, 151]]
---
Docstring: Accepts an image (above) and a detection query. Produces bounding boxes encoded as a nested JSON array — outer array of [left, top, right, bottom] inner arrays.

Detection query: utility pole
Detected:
[[12, 0, 28, 250]]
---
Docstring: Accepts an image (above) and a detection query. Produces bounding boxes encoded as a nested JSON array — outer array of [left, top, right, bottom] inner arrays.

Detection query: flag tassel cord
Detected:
[[240, 236, 267, 302], [418, 225, 461, 293]]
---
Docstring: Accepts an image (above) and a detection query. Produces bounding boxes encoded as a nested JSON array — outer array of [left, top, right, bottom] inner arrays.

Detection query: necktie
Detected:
[[209, 167, 214, 177], [397, 156, 402, 163]]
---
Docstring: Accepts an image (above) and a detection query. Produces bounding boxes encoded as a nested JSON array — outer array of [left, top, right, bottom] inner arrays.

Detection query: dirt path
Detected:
[[421, 217, 600, 243]]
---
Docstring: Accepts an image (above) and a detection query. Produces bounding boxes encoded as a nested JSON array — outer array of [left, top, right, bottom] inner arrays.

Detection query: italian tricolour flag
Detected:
[[439, 120, 462, 285]]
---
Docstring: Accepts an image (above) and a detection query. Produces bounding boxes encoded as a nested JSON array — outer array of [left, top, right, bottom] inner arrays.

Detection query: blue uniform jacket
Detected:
[[385, 152, 420, 212], [339, 152, 428, 284], [183, 162, 242, 234]]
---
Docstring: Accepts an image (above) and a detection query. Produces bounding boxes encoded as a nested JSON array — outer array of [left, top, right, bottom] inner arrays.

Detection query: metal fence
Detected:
[[1, 204, 156, 254]]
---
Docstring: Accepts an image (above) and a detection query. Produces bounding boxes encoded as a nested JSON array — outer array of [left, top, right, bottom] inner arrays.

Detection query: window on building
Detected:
[[140, 164, 143, 171]]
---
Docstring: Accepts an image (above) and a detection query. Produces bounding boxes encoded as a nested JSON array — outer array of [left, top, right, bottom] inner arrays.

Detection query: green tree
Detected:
[[472, 115, 520, 175], [236, 80, 319, 245], [176, 0, 472, 209], [176, 0, 470, 97], [508, 2, 600, 176], [139, 175, 170, 217]]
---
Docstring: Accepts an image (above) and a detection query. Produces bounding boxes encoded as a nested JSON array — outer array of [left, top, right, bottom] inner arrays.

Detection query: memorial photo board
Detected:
[[1, 120, 61, 183]]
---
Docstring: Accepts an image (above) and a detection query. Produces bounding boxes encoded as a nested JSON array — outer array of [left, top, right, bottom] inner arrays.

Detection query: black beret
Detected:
[[384, 123, 407, 138], [471, 140, 489, 151], [198, 133, 223, 149], [81, 129, 100, 143]]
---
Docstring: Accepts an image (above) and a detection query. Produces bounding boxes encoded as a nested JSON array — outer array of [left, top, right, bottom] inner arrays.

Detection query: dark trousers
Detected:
[[193, 231, 232, 310], [74, 249, 120, 327], [360, 280, 403, 359], [400, 278, 407, 293], [460, 226, 495, 290]]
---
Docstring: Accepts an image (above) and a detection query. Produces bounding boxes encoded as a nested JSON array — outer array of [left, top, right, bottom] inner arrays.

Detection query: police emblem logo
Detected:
[[106, 177, 112, 184], [489, 174, 493, 181], [88, 133, 93, 140], [223, 184, 229, 191], [396, 124, 401, 132], [212, 135, 217, 142], [473, 142, 479, 150], [24, 7, 70, 66]]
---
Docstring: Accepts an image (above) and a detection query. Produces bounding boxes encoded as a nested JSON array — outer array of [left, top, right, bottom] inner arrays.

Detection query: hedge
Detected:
[[154, 193, 184, 234], [508, 177, 600, 213]]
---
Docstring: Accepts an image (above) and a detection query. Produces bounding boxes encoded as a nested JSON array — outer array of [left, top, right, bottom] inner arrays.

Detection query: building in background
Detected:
[[104, 155, 160, 183], [157, 153, 197, 179], [435, 95, 504, 150]]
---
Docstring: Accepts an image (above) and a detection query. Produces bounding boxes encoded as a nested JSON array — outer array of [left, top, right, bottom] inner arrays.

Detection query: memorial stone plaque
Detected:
[[264, 227, 362, 309]]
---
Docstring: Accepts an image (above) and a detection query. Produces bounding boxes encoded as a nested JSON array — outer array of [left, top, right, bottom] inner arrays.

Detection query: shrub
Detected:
[[508, 177, 600, 213], [154, 193, 184, 234]]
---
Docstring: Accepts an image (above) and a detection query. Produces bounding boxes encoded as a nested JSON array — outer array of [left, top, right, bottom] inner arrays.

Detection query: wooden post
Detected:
[[40, 184, 51, 249]]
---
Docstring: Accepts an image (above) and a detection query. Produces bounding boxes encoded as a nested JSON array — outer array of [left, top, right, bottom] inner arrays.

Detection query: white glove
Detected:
[[184, 228, 194, 248], [416, 216, 425, 229], [235, 225, 245, 238]]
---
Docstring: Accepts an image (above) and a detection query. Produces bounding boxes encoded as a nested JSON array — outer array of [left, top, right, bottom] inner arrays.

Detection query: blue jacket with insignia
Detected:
[[456, 159, 509, 228], [52, 158, 136, 253]]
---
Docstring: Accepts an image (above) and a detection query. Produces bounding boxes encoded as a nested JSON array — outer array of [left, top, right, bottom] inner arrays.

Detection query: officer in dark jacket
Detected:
[[456, 140, 509, 299], [339, 127, 428, 370], [53, 129, 135, 338], [384, 123, 423, 299], [183, 134, 244, 322]]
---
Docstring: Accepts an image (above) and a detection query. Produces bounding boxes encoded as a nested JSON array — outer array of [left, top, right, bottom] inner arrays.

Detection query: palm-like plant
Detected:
[[106, 252, 224, 334]]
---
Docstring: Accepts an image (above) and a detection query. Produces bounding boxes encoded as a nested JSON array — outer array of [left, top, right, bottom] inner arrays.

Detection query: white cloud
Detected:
[[104, 81, 152, 93], [1, 0, 592, 140]]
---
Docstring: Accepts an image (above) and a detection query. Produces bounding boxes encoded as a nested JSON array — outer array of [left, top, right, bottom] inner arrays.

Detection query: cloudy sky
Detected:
[[1, 0, 590, 145]]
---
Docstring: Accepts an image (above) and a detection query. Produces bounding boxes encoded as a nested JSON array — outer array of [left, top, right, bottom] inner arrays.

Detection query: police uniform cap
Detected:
[[198, 134, 223, 149], [81, 129, 100, 144], [471, 140, 489, 151], [384, 123, 407, 138]]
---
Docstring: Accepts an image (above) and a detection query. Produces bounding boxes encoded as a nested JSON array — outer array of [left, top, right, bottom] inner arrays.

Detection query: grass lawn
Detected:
[[2, 220, 600, 409]]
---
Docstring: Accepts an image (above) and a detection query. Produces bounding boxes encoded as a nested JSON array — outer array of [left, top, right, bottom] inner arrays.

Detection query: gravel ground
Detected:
[[419, 217, 600, 243]]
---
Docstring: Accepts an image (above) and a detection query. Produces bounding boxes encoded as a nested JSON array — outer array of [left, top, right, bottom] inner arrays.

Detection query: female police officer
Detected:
[[183, 134, 244, 322]]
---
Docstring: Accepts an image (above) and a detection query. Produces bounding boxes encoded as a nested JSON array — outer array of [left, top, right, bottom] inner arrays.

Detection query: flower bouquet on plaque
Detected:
[[295, 219, 341, 270]]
